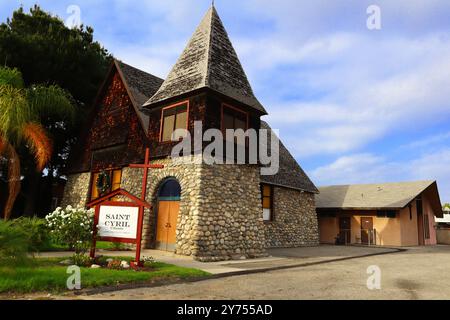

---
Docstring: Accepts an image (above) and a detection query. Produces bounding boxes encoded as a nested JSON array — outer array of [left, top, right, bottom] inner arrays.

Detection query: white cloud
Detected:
[[311, 153, 400, 185], [5, 0, 449, 201], [258, 32, 450, 158], [311, 149, 450, 203], [235, 33, 356, 69], [104, 41, 186, 78], [401, 131, 450, 150]]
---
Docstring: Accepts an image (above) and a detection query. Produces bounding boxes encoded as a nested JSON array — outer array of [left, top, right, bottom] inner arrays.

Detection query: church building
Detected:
[[62, 6, 319, 261]]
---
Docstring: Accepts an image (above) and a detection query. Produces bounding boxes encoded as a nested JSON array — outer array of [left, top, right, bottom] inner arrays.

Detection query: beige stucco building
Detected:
[[316, 181, 443, 247]]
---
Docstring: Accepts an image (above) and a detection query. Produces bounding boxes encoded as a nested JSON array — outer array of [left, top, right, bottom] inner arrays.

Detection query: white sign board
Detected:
[[97, 205, 139, 239]]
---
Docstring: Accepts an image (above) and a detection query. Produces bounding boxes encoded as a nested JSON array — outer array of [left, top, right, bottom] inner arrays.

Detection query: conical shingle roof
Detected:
[[143, 6, 267, 114]]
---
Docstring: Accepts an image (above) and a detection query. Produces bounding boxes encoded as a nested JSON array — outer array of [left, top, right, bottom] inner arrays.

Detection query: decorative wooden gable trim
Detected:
[[86, 188, 151, 209]]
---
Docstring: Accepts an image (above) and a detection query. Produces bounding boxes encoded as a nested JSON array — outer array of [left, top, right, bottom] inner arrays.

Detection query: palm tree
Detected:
[[0, 67, 74, 220]]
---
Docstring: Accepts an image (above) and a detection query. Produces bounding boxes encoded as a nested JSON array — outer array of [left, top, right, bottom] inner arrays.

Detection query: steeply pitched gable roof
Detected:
[[260, 121, 318, 193], [316, 181, 443, 217], [115, 60, 163, 131], [143, 6, 267, 114]]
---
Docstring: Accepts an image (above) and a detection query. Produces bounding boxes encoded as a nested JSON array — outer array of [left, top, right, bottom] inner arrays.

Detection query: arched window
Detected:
[[158, 179, 181, 200]]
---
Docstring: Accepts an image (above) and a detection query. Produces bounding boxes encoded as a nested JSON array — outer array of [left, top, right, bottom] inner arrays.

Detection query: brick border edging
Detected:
[[72, 247, 407, 297]]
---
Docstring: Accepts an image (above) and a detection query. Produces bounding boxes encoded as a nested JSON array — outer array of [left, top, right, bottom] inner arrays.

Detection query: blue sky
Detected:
[[1, 0, 450, 203]]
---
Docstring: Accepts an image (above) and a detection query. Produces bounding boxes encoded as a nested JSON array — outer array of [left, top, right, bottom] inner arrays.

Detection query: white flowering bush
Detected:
[[45, 205, 95, 254]]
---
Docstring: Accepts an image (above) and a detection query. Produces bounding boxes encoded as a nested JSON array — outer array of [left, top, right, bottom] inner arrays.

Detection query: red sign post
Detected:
[[88, 148, 164, 268]]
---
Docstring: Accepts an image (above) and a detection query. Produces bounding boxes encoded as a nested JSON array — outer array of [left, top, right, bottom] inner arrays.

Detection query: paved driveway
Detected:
[[69, 245, 450, 300], [37, 245, 395, 275]]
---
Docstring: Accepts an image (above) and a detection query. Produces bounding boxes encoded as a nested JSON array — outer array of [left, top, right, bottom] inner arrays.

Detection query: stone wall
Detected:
[[121, 158, 267, 262], [264, 187, 319, 248], [61, 173, 91, 208], [61, 160, 319, 262], [196, 164, 267, 261], [120, 156, 203, 254]]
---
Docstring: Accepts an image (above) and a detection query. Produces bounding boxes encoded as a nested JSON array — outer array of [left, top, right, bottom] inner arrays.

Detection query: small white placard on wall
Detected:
[[98, 205, 139, 239], [263, 208, 272, 221]]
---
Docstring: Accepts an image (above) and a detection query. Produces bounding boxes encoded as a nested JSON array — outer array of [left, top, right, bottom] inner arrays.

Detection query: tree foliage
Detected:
[[0, 5, 110, 106], [0, 5, 112, 216], [0, 5, 111, 177], [0, 67, 75, 219]]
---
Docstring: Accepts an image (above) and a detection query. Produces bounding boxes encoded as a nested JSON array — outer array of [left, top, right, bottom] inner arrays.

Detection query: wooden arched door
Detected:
[[155, 179, 181, 252]]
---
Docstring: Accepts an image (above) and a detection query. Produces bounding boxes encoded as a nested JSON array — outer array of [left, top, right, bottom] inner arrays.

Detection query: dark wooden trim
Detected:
[[142, 87, 267, 116], [87, 172, 95, 204], [90, 167, 124, 174], [88, 167, 124, 202], [270, 184, 275, 222]]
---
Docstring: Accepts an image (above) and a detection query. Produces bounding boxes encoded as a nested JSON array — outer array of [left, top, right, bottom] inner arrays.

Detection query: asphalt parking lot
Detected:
[[69, 245, 450, 300]]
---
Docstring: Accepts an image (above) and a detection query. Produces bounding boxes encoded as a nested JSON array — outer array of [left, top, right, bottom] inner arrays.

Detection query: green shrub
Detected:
[[45, 206, 94, 254], [72, 252, 93, 267], [0, 220, 30, 265], [11, 217, 51, 252]]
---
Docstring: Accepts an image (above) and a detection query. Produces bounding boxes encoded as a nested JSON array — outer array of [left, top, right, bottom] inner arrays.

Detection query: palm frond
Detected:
[[22, 122, 52, 171], [27, 85, 75, 122], [0, 85, 32, 142], [2, 142, 21, 220], [0, 67, 24, 89]]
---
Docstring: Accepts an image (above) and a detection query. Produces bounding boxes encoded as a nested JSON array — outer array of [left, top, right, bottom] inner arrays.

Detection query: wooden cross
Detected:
[[129, 147, 164, 202], [128, 147, 164, 267]]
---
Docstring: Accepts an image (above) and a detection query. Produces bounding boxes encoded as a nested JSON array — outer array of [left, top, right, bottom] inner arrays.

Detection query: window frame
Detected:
[[89, 168, 123, 201], [159, 101, 190, 143], [221, 103, 249, 135], [221, 103, 250, 155], [261, 184, 274, 223], [376, 210, 397, 219]]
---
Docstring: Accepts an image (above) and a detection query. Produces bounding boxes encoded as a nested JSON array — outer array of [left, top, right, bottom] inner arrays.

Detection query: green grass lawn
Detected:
[[40, 241, 128, 252], [0, 257, 210, 294]]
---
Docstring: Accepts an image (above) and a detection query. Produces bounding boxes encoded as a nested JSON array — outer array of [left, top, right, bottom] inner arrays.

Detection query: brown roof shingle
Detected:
[[116, 60, 163, 131]]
